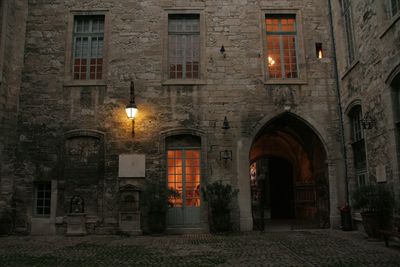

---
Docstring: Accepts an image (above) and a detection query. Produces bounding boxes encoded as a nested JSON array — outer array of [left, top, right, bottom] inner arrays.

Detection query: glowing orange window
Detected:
[[265, 15, 298, 79], [167, 149, 200, 207]]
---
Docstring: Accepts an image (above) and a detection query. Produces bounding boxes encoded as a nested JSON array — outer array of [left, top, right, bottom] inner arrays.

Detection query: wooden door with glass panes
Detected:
[[167, 149, 201, 227]]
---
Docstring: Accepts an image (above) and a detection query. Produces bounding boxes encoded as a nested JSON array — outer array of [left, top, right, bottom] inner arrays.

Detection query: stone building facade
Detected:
[[0, 0, 397, 235], [0, 0, 28, 234], [330, 0, 400, 223]]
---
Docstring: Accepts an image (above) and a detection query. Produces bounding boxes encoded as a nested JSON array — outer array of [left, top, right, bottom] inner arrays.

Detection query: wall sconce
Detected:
[[361, 111, 376, 130], [219, 150, 232, 162], [222, 116, 230, 130], [220, 45, 226, 58], [125, 80, 138, 136]]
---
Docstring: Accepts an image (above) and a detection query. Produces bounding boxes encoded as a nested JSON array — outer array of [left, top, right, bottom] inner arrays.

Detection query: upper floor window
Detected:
[[349, 106, 367, 185], [265, 15, 298, 79], [168, 14, 200, 79], [388, 0, 400, 18], [73, 15, 104, 80], [34, 183, 52, 217], [340, 0, 356, 64]]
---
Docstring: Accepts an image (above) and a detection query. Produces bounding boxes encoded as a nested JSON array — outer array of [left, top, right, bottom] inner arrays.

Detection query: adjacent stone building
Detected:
[[0, 0, 398, 235], [330, 0, 400, 224]]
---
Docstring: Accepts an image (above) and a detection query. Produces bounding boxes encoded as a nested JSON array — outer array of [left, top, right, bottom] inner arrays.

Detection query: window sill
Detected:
[[264, 79, 307, 85], [32, 216, 51, 219], [379, 13, 400, 39], [340, 60, 360, 80], [63, 80, 107, 87], [162, 79, 207, 86]]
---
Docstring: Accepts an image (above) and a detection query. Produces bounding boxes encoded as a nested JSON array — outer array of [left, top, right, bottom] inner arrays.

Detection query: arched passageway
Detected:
[[249, 113, 329, 230]]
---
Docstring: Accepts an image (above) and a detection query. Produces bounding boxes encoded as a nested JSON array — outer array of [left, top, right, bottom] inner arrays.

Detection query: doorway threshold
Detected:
[[263, 219, 293, 232], [263, 219, 320, 232], [166, 227, 207, 235]]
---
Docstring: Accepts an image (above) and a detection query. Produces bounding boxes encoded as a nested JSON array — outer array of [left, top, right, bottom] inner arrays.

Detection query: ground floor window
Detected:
[[356, 172, 367, 187], [34, 183, 51, 217]]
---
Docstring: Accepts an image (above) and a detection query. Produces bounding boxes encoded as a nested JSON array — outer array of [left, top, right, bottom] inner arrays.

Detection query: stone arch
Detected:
[[385, 62, 400, 86], [249, 111, 330, 158], [249, 112, 329, 229], [344, 99, 362, 115], [236, 111, 338, 231]]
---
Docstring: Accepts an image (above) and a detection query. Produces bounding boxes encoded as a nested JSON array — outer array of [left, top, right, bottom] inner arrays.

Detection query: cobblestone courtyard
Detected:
[[0, 230, 399, 267]]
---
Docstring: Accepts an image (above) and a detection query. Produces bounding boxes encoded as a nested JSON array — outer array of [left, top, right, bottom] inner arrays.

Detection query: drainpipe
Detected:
[[327, 0, 350, 205]]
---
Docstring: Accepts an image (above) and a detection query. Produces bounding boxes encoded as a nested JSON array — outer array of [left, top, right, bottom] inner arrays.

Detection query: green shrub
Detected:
[[202, 181, 238, 233], [0, 208, 13, 235], [141, 180, 179, 233], [352, 183, 395, 227]]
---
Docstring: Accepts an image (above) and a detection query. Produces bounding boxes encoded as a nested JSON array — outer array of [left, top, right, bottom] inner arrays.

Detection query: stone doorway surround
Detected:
[[236, 111, 344, 231]]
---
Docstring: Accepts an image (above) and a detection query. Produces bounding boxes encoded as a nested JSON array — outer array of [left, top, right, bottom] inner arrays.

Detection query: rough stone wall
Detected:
[[0, 0, 28, 231], [331, 0, 400, 199], [16, 0, 343, 233]]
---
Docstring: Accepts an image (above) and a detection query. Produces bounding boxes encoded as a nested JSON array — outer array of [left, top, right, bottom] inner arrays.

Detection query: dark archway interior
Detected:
[[249, 113, 329, 229], [269, 157, 294, 219]]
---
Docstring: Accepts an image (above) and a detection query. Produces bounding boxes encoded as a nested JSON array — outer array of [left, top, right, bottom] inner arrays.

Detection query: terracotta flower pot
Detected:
[[361, 212, 380, 238]]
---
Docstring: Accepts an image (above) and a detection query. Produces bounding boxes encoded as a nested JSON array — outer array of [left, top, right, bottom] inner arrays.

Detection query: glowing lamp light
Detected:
[[318, 50, 323, 59], [126, 81, 138, 136], [268, 56, 275, 66], [125, 102, 138, 119]]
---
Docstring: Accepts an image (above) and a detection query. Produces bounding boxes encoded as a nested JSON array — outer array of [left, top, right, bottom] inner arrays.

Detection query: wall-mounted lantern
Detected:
[[220, 45, 226, 58], [361, 111, 376, 130], [125, 81, 138, 136], [219, 150, 232, 162], [222, 116, 230, 130]]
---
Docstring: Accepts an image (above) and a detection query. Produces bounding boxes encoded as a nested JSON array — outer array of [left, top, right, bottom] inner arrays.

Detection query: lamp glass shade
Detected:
[[125, 103, 138, 119]]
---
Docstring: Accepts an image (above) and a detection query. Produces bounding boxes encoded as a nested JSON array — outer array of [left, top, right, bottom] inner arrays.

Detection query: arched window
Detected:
[[348, 106, 367, 186]]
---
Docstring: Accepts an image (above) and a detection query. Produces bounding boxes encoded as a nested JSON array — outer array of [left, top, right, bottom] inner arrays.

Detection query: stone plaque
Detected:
[[118, 154, 146, 178], [376, 164, 387, 183]]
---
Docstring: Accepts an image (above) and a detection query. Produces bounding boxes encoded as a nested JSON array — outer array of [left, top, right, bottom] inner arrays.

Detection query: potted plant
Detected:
[[0, 208, 13, 236], [141, 180, 179, 234], [202, 180, 239, 233], [352, 183, 395, 238]]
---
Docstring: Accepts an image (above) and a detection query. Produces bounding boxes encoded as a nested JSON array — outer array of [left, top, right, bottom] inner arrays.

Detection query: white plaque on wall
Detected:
[[376, 164, 387, 183], [118, 154, 146, 178]]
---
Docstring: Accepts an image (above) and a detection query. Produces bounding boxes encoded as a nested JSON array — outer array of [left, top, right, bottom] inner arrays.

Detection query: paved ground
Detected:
[[0, 230, 399, 267]]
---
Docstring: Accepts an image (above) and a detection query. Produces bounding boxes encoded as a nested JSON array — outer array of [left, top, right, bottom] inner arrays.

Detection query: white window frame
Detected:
[[64, 10, 109, 86], [349, 106, 368, 187], [265, 15, 299, 79], [72, 15, 105, 81], [162, 9, 206, 85], [33, 182, 52, 217], [168, 14, 200, 80], [388, 0, 400, 18], [340, 0, 357, 65]]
